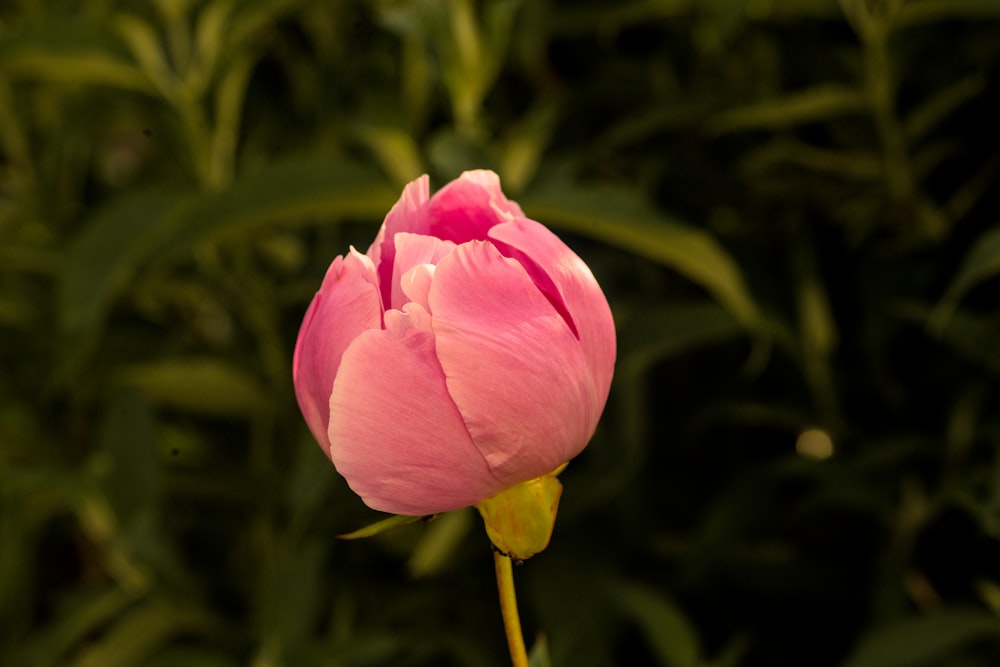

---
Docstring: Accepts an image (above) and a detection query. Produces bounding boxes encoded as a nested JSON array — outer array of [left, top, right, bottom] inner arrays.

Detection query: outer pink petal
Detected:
[[425, 170, 523, 244], [293, 249, 382, 457], [327, 302, 501, 515], [429, 241, 598, 485], [456, 170, 525, 217], [388, 232, 456, 310], [489, 217, 616, 412]]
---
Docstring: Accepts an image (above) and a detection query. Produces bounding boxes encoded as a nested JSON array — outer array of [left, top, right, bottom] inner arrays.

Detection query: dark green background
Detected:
[[3, 1, 1000, 665]]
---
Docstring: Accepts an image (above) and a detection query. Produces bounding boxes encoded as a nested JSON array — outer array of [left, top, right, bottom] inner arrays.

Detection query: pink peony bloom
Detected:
[[292, 170, 616, 515]]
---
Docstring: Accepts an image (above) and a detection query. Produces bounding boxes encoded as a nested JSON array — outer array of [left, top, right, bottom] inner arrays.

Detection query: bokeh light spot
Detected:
[[796, 428, 834, 460]]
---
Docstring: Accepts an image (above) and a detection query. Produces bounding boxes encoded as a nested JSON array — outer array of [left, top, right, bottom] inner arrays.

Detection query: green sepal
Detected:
[[338, 513, 437, 540], [476, 471, 563, 561]]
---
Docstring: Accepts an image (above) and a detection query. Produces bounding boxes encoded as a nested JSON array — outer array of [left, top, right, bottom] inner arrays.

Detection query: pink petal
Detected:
[[456, 170, 525, 217], [424, 170, 523, 245], [367, 175, 431, 303], [293, 249, 382, 456], [489, 217, 616, 412], [327, 302, 501, 515], [388, 232, 456, 310], [429, 241, 598, 485], [400, 263, 435, 311]]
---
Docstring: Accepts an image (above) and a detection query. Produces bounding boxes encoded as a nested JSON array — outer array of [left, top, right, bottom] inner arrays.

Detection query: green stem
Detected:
[[493, 550, 529, 667], [864, 27, 912, 202]]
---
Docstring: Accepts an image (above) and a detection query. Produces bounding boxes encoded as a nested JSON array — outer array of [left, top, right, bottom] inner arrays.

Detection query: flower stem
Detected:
[[493, 549, 529, 667]]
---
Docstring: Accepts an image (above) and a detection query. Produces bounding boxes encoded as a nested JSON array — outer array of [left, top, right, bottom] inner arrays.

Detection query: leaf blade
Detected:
[[523, 184, 762, 330], [338, 513, 432, 540], [708, 85, 867, 134], [930, 225, 1000, 331], [841, 609, 999, 667], [152, 156, 398, 260]]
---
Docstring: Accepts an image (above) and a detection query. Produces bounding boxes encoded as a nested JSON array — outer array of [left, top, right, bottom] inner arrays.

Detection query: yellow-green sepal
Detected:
[[475, 470, 563, 561], [338, 513, 437, 540]]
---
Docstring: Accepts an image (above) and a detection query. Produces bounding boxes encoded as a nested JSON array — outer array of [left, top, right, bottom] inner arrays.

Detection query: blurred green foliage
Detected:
[[2, 0, 1000, 665]]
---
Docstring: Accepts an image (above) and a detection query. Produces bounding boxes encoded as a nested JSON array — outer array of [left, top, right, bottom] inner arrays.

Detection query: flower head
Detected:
[[293, 171, 615, 515]]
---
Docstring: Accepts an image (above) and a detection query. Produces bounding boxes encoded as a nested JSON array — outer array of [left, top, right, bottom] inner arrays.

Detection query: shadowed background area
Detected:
[[2, 1, 1000, 665]]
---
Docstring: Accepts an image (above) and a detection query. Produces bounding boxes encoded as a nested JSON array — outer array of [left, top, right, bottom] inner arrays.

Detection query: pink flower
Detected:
[[292, 170, 616, 515]]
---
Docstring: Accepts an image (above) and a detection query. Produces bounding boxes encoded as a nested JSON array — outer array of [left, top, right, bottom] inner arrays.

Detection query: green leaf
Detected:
[[151, 156, 397, 260], [0, 295, 36, 328], [898, 0, 1000, 27], [427, 129, 498, 177], [113, 357, 271, 418], [353, 121, 425, 186], [609, 581, 701, 667], [68, 598, 220, 667], [0, 488, 33, 645], [792, 239, 839, 415], [10, 587, 139, 667], [407, 508, 473, 578], [741, 140, 882, 180], [0, 25, 152, 92], [708, 85, 867, 134], [930, 309, 1000, 377], [707, 633, 752, 667], [522, 184, 762, 330], [609, 301, 748, 499], [596, 103, 709, 151], [841, 609, 999, 667], [904, 74, 986, 142], [618, 300, 744, 363], [230, 0, 313, 45], [254, 542, 326, 656], [528, 634, 553, 667], [549, 0, 840, 34], [338, 513, 434, 540], [326, 632, 405, 665], [286, 440, 338, 529], [979, 580, 1000, 616], [930, 225, 1000, 332], [97, 389, 160, 526], [137, 647, 239, 667], [59, 189, 185, 340], [499, 101, 558, 193], [798, 265, 839, 358], [747, 0, 841, 19]]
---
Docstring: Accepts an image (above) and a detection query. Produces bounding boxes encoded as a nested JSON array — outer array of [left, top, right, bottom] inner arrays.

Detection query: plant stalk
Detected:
[[493, 550, 529, 667]]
